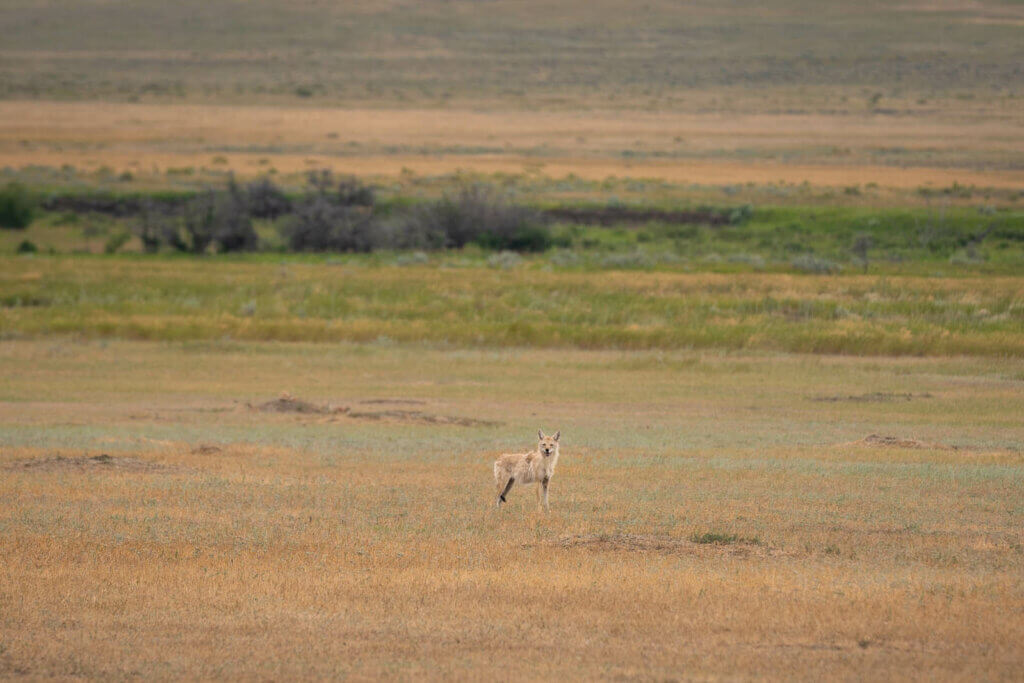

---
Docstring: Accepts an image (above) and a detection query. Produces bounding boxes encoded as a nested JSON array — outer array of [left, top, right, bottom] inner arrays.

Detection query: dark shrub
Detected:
[[278, 171, 379, 252], [336, 177, 375, 207], [851, 232, 873, 273], [162, 187, 259, 254], [213, 180, 259, 252], [0, 183, 36, 229], [396, 186, 551, 252], [134, 202, 171, 253], [16, 239, 37, 254], [246, 177, 291, 219], [281, 196, 377, 252], [177, 191, 217, 254], [306, 169, 376, 207]]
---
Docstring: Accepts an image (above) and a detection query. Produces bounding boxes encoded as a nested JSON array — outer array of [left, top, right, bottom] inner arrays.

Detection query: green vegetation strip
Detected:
[[3, 256, 1023, 356]]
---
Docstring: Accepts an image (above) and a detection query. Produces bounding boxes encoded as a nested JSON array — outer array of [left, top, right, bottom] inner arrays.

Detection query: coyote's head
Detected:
[[537, 430, 560, 457]]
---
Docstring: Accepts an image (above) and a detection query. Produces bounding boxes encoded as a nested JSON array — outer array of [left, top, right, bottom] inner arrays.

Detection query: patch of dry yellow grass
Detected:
[[1, 341, 1022, 678], [2, 100, 1022, 188]]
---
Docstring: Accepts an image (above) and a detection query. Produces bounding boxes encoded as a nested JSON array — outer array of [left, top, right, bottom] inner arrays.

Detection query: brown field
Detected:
[[3, 100, 1023, 189], [1, 340, 1023, 679]]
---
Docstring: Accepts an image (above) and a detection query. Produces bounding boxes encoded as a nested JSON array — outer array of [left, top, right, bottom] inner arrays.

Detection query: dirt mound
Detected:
[[347, 409, 499, 427], [249, 394, 496, 426], [813, 392, 932, 403], [252, 392, 348, 415], [857, 433, 955, 450], [540, 533, 778, 558], [4, 454, 173, 473]]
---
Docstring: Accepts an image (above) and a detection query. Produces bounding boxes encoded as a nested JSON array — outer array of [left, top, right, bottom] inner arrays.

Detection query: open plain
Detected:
[[1, 339, 1023, 679], [2, 0, 1023, 678]]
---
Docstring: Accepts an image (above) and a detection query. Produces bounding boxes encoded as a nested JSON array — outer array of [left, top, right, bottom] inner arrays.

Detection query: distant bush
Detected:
[[0, 183, 36, 229], [245, 177, 292, 219], [279, 171, 379, 252], [133, 202, 171, 253], [396, 186, 551, 252], [306, 170, 375, 208], [212, 180, 259, 252], [335, 177, 376, 208], [174, 191, 217, 254], [15, 239, 37, 254], [135, 184, 259, 254], [791, 254, 840, 274], [282, 195, 377, 252], [850, 233, 873, 273]]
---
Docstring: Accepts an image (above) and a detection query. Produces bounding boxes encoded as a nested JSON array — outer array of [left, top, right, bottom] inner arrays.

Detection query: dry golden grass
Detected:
[[2, 100, 1022, 188], [1, 341, 1022, 679]]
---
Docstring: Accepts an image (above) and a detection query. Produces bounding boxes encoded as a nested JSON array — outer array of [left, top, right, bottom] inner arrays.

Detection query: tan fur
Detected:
[[493, 430, 561, 512]]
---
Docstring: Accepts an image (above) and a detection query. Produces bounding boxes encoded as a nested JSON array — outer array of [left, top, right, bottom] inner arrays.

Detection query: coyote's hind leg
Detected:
[[496, 477, 515, 508]]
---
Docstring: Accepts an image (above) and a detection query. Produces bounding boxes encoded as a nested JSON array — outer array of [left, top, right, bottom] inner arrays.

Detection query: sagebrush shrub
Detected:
[[246, 177, 291, 219], [281, 196, 377, 252], [395, 186, 551, 252]]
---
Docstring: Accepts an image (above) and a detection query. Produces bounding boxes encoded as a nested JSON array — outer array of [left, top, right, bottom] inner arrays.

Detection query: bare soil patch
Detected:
[[249, 394, 497, 426], [542, 533, 780, 558], [251, 393, 347, 415], [4, 453, 173, 473], [346, 409, 499, 427], [857, 433, 956, 450], [813, 392, 933, 403]]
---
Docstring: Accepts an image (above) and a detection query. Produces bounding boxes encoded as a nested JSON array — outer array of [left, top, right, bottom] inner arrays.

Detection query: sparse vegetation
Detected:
[[1, 340, 1021, 679]]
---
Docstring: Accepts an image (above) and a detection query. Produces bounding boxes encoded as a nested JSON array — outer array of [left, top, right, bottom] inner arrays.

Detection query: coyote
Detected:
[[493, 430, 561, 512]]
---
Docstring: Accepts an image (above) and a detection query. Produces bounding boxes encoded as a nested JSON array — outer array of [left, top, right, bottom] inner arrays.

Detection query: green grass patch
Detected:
[[2, 256, 1021, 356]]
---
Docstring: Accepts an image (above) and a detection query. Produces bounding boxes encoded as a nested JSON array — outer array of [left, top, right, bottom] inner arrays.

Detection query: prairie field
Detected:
[[2, 0, 1024, 678], [1, 339, 1023, 679], [2, 257, 1024, 678]]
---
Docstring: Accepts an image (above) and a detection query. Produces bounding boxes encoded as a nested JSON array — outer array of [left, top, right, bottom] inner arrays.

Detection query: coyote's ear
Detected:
[[553, 431, 560, 442], [538, 429, 544, 440]]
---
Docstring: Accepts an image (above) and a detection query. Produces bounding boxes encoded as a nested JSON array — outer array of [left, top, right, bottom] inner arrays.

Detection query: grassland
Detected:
[[1, 340, 1022, 678], [2, 0, 1023, 677], [1, 0, 1022, 198], [2, 0, 1022, 108], [2, 257, 1023, 356]]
